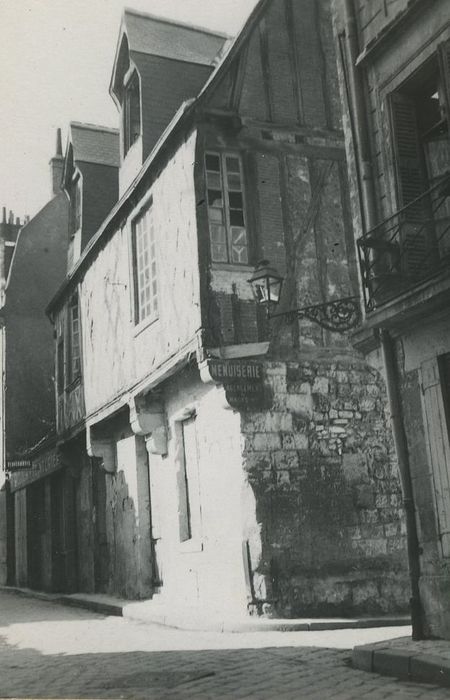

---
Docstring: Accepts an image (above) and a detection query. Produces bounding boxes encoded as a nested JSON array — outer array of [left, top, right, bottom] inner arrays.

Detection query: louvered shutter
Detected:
[[389, 92, 434, 276], [421, 356, 450, 558], [438, 39, 450, 135]]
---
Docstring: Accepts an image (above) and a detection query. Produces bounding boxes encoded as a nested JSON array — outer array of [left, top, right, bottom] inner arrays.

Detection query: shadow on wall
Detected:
[[22, 431, 153, 601], [242, 356, 410, 618]]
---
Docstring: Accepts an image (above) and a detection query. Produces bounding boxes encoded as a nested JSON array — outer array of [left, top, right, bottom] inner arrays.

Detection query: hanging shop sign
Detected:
[[207, 359, 270, 410], [7, 459, 32, 471], [8, 447, 62, 492]]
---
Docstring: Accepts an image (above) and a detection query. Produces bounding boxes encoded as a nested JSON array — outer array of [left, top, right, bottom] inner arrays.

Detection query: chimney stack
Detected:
[[49, 128, 64, 197]]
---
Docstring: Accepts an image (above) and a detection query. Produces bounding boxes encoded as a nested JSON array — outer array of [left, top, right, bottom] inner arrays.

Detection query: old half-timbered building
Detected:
[[3, 124, 119, 592], [14, 0, 408, 624], [42, 0, 410, 623], [332, 0, 450, 638], [0, 132, 69, 587]]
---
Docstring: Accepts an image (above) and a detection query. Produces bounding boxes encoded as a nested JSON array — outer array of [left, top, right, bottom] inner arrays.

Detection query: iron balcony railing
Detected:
[[357, 172, 450, 311]]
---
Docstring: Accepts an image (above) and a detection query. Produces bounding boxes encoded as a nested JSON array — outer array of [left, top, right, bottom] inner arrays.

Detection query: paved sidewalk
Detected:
[[353, 635, 450, 688], [2, 585, 411, 633]]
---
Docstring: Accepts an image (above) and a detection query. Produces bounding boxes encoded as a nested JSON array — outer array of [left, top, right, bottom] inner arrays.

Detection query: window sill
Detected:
[[179, 538, 203, 554], [211, 262, 254, 273], [133, 314, 159, 338]]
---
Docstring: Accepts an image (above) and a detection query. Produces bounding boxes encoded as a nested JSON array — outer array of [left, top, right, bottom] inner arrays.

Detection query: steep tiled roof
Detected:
[[123, 10, 229, 66], [70, 123, 120, 168]]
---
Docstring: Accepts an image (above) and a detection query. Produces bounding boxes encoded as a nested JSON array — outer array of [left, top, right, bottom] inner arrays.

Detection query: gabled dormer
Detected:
[[110, 9, 230, 195], [62, 122, 119, 272]]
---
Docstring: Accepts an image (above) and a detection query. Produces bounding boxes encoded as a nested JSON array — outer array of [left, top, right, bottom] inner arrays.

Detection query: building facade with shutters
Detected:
[[331, 0, 450, 638], [4, 0, 410, 623]]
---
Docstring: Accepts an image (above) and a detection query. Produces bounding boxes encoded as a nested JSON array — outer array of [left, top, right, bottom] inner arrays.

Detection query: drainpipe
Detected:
[[342, 0, 377, 232], [342, 0, 424, 638], [380, 330, 423, 640]]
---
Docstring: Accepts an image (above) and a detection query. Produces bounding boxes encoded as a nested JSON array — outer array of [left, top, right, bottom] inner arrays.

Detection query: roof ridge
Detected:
[[70, 121, 119, 135], [123, 7, 232, 40]]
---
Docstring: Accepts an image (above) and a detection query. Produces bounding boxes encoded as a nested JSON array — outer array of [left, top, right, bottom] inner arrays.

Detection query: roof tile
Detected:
[[124, 10, 228, 66], [70, 123, 120, 168]]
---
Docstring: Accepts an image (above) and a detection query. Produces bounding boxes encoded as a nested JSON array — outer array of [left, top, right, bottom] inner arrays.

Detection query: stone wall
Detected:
[[241, 351, 409, 617]]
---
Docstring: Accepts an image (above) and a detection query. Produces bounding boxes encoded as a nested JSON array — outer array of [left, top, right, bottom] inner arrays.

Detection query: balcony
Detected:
[[358, 172, 450, 311]]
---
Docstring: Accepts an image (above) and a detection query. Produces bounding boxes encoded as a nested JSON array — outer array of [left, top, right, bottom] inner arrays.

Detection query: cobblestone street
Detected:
[[0, 591, 448, 699]]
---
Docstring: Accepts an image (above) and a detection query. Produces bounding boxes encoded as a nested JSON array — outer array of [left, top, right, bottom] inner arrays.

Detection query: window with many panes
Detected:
[[68, 293, 81, 384], [133, 205, 158, 324], [205, 152, 249, 264], [57, 338, 65, 396]]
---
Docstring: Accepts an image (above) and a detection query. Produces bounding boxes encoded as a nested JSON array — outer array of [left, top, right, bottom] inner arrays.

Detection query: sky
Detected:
[[0, 0, 258, 221]]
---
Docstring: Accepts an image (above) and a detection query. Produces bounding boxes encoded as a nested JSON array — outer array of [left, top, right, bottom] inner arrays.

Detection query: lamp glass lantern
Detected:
[[248, 260, 283, 308]]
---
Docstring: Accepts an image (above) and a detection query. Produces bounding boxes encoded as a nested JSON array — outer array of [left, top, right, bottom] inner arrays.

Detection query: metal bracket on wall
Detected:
[[269, 296, 361, 333]]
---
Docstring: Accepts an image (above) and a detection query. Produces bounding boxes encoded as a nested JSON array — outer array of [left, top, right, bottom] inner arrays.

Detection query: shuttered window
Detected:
[[389, 91, 432, 275], [421, 356, 450, 558], [389, 41, 450, 272], [390, 92, 427, 213]]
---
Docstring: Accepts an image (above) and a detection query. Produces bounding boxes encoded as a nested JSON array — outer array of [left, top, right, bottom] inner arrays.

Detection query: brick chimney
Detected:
[[0, 207, 22, 293], [49, 128, 64, 196]]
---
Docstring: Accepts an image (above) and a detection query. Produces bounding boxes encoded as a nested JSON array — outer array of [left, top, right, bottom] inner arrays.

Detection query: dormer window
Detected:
[[123, 72, 141, 156], [67, 172, 82, 269], [69, 174, 81, 235]]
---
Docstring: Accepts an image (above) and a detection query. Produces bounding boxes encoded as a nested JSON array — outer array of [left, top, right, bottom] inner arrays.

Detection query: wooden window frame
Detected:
[[123, 72, 141, 156], [67, 293, 81, 386], [132, 204, 159, 327], [69, 173, 81, 236], [205, 150, 250, 265], [389, 44, 450, 212], [387, 43, 450, 272], [57, 337, 65, 396]]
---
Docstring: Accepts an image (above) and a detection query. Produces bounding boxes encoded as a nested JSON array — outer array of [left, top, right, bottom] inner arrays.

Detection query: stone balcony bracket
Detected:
[[86, 425, 116, 473], [128, 395, 168, 456]]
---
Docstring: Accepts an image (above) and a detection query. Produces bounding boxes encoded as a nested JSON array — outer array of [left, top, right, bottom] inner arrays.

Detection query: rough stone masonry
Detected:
[[241, 351, 408, 618]]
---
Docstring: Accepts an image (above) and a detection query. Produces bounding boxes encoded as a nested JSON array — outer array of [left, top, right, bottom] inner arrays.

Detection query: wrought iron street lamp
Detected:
[[248, 260, 361, 333]]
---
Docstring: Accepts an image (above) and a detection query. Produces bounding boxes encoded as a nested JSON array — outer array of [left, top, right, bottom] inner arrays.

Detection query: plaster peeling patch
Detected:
[[210, 270, 254, 299]]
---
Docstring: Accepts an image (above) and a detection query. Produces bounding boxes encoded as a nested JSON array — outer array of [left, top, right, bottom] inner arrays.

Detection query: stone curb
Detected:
[[1, 585, 410, 633], [0, 586, 123, 617], [58, 594, 123, 617], [353, 644, 450, 688]]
